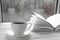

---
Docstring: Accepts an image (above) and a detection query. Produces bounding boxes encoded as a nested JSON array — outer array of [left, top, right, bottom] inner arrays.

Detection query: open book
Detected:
[[33, 12, 60, 32]]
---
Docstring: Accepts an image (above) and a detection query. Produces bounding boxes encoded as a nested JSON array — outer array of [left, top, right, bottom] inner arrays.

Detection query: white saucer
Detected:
[[6, 34, 30, 40], [13, 34, 30, 38]]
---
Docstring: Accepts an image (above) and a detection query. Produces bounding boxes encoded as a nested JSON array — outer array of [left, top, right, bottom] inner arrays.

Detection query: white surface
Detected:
[[0, 22, 60, 40]]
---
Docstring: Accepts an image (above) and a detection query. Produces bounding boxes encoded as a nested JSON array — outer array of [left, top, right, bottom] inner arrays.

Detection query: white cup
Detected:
[[11, 21, 32, 37]]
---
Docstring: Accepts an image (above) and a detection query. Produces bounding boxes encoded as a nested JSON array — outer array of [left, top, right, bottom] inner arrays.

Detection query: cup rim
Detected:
[[11, 21, 27, 24]]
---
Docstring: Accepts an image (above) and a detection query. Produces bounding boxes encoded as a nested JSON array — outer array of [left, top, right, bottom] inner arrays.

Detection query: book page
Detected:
[[46, 14, 60, 28], [33, 12, 46, 21], [33, 11, 60, 28]]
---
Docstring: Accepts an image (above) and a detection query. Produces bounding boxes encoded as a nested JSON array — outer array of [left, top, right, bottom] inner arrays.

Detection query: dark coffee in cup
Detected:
[[12, 22, 25, 24]]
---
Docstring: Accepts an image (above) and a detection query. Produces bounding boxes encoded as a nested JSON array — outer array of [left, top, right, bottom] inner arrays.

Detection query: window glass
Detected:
[[2, 0, 57, 22]]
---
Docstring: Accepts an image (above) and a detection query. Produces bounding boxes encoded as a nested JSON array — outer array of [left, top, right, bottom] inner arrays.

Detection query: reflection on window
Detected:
[[2, 0, 56, 22]]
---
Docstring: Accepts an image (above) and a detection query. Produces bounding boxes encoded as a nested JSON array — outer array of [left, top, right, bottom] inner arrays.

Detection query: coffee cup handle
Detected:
[[26, 22, 32, 31]]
